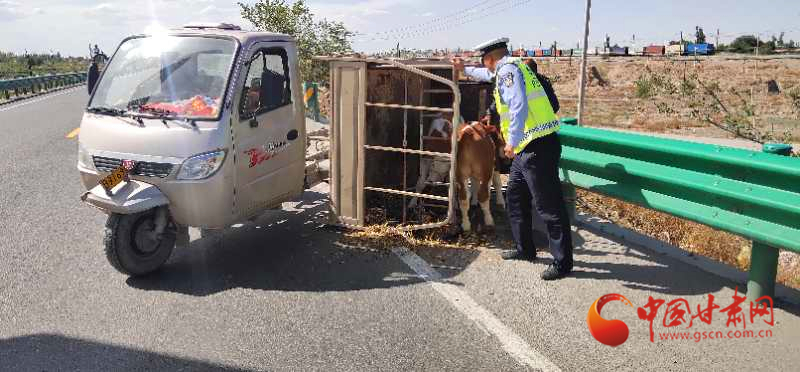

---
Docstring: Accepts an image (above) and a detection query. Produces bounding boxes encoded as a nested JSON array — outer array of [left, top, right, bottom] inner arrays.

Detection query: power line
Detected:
[[354, 0, 533, 42], [385, 0, 531, 41], [356, 0, 500, 37]]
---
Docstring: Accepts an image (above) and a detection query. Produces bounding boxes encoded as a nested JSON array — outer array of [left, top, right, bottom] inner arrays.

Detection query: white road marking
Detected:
[[0, 86, 82, 113], [392, 246, 561, 372]]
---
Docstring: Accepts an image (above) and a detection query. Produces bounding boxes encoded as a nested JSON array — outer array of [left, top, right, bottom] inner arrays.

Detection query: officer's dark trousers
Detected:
[[506, 133, 574, 270]]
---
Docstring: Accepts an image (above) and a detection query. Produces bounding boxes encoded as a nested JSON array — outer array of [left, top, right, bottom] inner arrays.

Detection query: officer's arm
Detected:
[[464, 66, 493, 82], [499, 65, 528, 151]]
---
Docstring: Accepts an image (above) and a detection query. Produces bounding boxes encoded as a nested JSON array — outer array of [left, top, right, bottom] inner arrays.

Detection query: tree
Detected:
[[695, 26, 706, 44], [239, 0, 354, 83], [728, 35, 758, 53]]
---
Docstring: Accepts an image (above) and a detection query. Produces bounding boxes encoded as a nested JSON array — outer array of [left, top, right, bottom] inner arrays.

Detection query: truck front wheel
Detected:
[[104, 210, 176, 276]]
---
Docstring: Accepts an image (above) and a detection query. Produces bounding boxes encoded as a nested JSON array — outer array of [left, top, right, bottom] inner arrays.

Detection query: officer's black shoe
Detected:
[[541, 264, 571, 281], [500, 250, 536, 261]]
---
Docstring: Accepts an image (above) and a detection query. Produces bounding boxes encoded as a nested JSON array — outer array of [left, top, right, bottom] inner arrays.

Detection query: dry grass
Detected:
[[340, 223, 495, 252], [577, 189, 800, 289], [629, 117, 702, 133]]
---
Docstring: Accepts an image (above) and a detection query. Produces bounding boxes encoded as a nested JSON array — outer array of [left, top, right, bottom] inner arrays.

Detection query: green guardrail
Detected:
[[557, 119, 799, 302], [0, 72, 87, 100]]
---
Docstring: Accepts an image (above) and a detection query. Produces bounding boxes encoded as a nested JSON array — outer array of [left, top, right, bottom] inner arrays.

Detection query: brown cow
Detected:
[[456, 121, 507, 233]]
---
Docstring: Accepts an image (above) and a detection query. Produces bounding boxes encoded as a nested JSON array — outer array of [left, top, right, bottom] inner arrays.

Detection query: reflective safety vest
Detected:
[[494, 59, 560, 154]]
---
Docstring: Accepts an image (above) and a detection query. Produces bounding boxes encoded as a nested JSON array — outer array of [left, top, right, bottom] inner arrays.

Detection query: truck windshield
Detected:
[[89, 35, 237, 120]]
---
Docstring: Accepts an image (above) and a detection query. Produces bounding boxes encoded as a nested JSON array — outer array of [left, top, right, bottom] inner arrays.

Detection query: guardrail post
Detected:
[[747, 242, 780, 303], [559, 117, 579, 223], [747, 143, 793, 303]]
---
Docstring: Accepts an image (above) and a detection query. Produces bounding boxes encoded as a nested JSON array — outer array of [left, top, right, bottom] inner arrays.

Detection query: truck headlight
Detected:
[[78, 143, 96, 171], [177, 150, 226, 180]]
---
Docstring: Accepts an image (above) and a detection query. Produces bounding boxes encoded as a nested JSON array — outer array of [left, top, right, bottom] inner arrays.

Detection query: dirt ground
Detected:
[[535, 55, 800, 142]]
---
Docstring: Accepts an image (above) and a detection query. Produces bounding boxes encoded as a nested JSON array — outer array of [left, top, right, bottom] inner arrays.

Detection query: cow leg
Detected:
[[493, 171, 505, 208], [469, 179, 479, 206], [458, 177, 471, 233], [477, 178, 494, 227], [410, 159, 432, 208]]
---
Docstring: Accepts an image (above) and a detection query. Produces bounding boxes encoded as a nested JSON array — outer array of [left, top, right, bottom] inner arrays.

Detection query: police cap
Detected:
[[473, 37, 510, 58]]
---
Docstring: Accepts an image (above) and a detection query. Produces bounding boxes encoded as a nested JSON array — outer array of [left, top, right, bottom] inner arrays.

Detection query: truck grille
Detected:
[[93, 156, 175, 178]]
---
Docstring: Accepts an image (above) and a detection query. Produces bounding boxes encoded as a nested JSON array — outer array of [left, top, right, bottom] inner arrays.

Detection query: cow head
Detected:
[[489, 126, 506, 159], [478, 114, 508, 160], [481, 116, 512, 173]]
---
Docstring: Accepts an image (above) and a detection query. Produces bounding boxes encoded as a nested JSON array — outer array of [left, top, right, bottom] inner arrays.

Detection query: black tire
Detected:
[[104, 210, 176, 276]]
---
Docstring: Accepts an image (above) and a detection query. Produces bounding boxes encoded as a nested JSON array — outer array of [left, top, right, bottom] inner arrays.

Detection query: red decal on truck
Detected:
[[244, 140, 290, 168]]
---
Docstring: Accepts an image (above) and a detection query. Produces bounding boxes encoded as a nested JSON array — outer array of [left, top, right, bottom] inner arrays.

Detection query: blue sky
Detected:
[[1, 0, 799, 57]]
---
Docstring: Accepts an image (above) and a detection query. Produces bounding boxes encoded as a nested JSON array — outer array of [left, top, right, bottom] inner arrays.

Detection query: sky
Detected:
[[1, 0, 799, 57]]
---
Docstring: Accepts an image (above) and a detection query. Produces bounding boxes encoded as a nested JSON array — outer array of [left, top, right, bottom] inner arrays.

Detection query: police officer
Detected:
[[453, 38, 573, 280]]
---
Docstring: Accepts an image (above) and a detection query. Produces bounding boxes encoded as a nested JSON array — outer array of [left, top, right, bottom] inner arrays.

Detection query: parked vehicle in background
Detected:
[[603, 46, 629, 56], [666, 44, 684, 55], [643, 45, 666, 56], [684, 43, 716, 55]]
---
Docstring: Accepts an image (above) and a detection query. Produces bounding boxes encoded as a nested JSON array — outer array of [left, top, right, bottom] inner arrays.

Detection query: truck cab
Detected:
[[78, 23, 307, 276], [79, 23, 306, 229]]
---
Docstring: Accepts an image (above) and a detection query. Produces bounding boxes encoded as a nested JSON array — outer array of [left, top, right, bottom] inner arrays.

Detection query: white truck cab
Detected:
[[78, 23, 306, 276]]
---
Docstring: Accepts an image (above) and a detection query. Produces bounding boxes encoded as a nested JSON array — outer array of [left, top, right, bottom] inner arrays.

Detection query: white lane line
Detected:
[[392, 247, 561, 372], [0, 86, 82, 113]]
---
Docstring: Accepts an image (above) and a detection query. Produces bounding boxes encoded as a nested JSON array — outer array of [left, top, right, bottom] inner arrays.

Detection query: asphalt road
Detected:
[[0, 88, 798, 371]]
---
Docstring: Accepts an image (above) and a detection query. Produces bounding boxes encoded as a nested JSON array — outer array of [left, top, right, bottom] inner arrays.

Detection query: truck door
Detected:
[[234, 43, 305, 219]]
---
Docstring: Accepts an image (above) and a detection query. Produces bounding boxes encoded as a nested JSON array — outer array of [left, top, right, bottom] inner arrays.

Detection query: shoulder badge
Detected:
[[502, 72, 514, 88]]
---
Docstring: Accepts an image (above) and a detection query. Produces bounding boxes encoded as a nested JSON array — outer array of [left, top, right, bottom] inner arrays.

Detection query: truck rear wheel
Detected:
[[104, 210, 176, 276]]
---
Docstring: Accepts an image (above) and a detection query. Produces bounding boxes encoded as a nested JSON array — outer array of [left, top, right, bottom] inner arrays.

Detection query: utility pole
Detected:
[[756, 35, 760, 56], [716, 28, 720, 46], [577, 0, 592, 126]]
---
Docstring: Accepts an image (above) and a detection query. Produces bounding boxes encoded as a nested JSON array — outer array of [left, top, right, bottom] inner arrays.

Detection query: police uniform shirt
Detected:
[[464, 56, 528, 151]]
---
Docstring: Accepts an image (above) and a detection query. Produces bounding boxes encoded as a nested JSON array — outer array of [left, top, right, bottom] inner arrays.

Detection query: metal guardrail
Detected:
[[557, 122, 799, 302], [0, 72, 87, 100]]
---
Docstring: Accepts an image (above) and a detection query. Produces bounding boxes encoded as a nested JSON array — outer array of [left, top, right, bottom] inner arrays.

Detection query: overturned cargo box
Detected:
[[316, 57, 494, 231]]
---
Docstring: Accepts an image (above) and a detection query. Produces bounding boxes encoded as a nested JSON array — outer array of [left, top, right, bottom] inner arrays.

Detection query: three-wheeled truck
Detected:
[[79, 23, 489, 277], [78, 23, 310, 276]]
